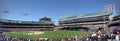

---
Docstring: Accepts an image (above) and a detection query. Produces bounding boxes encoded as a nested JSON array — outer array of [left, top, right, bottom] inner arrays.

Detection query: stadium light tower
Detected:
[[104, 5, 109, 12], [104, 3, 116, 29], [112, 4, 116, 15]]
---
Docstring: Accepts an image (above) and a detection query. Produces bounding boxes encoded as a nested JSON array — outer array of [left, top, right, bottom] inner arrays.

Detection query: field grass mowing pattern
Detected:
[[7, 31, 89, 39]]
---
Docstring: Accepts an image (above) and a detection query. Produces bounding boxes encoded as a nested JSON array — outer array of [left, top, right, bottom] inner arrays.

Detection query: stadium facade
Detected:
[[59, 12, 112, 29], [59, 4, 119, 29], [112, 14, 120, 22], [0, 17, 55, 31]]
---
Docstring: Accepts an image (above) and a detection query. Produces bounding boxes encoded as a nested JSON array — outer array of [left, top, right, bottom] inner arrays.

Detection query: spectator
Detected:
[[115, 31, 120, 41], [91, 32, 98, 41], [100, 31, 109, 41]]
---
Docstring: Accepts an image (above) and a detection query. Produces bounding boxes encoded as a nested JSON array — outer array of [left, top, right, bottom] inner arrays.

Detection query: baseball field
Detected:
[[6, 31, 89, 39]]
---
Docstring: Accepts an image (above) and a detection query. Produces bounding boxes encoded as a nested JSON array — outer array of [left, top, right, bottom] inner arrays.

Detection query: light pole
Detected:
[[103, 15, 106, 29], [104, 3, 115, 30]]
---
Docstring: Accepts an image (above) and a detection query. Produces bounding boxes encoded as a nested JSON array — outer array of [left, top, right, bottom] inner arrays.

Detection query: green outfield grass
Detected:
[[7, 31, 89, 39]]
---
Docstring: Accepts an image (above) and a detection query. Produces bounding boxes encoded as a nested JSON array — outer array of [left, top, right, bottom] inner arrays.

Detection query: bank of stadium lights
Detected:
[[104, 3, 115, 28], [104, 3, 115, 12]]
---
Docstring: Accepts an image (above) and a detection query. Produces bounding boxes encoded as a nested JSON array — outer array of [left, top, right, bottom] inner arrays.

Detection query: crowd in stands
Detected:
[[73, 26, 120, 41]]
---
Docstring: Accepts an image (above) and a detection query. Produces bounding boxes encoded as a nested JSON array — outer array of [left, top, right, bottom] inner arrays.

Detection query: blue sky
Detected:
[[0, 0, 120, 25]]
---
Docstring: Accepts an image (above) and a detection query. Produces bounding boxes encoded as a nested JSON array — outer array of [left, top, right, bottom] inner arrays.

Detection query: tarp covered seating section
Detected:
[[108, 21, 120, 27], [60, 26, 89, 31]]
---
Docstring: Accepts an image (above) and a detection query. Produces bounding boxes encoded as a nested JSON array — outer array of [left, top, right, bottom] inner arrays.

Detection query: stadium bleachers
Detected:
[[0, 19, 54, 24], [59, 11, 112, 29], [0, 19, 55, 31]]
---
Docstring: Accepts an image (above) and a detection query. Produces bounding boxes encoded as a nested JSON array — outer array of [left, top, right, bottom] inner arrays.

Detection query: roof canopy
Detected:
[[59, 11, 112, 21], [0, 19, 54, 24]]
